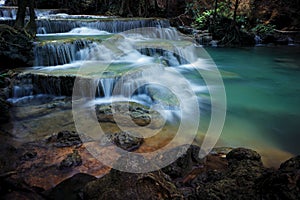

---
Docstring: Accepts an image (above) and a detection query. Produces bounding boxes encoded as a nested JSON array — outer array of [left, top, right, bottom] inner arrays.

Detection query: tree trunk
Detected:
[[214, 0, 218, 20], [119, 0, 132, 16], [233, 0, 239, 22], [14, 0, 27, 30], [26, 0, 36, 35], [14, 0, 36, 36]]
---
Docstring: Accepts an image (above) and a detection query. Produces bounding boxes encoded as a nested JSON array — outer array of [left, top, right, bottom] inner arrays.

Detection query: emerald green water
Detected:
[[205, 46, 300, 166]]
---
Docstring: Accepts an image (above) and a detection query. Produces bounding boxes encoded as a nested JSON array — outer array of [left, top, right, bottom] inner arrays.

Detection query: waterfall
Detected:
[[12, 78, 33, 98], [34, 39, 95, 66], [11, 71, 146, 99], [138, 43, 197, 66], [254, 35, 262, 45], [12, 10, 203, 119], [36, 19, 171, 34], [0, 7, 59, 20], [0, 7, 16, 20], [99, 78, 115, 98]]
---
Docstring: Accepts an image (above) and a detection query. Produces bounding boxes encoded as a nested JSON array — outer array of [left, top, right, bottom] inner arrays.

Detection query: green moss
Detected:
[[36, 35, 113, 46], [147, 86, 179, 107]]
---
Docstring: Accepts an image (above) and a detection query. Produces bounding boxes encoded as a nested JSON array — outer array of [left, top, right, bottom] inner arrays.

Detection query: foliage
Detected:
[[194, 1, 233, 29], [195, 9, 214, 29], [251, 23, 275, 36]]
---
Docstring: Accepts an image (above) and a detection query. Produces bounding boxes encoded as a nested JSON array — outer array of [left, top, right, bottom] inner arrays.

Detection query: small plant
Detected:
[[194, 1, 233, 29], [195, 9, 214, 29], [251, 23, 275, 36]]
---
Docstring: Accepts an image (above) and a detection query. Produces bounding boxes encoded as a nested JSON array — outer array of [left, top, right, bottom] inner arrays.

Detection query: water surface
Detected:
[[205, 46, 300, 166]]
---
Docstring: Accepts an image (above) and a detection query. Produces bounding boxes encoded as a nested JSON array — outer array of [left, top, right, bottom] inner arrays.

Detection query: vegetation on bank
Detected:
[[2, 0, 300, 46], [183, 0, 299, 46]]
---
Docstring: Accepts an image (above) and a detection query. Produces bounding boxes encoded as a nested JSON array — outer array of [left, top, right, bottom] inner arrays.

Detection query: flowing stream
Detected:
[[1, 7, 300, 168]]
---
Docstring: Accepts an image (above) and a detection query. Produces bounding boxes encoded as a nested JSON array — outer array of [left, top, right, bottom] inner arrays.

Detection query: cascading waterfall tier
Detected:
[[34, 39, 98, 66], [36, 18, 171, 34], [10, 69, 149, 100], [0, 7, 59, 20], [10, 11, 205, 118]]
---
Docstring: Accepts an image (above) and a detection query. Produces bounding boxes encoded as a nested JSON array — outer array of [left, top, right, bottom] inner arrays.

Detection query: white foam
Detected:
[[37, 27, 111, 36]]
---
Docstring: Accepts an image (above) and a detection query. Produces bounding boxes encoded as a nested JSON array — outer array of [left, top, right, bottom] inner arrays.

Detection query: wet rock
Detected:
[[256, 156, 300, 200], [44, 173, 96, 200], [83, 169, 182, 200], [96, 102, 165, 129], [20, 151, 37, 161], [194, 148, 264, 200], [279, 155, 300, 172], [101, 131, 144, 151], [46, 131, 82, 148], [161, 145, 203, 180], [226, 147, 262, 164], [59, 150, 82, 170]]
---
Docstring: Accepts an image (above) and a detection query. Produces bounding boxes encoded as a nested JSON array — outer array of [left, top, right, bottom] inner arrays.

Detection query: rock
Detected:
[[0, 177, 45, 200], [226, 147, 261, 163], [96, 102, 165, 129], [20, 151, 37, 161], [194, 148, 265, 200], [279, 155, 300, 171], [161, 145, 203, 180], [0, 143, 22, 174], [46, 131, 82, 148], [101, 131, 144, 151], [59, 150, 82, 170], [255, 156, 300, 200], [44, 173, 96, 200], [83, 169, 182, 200]]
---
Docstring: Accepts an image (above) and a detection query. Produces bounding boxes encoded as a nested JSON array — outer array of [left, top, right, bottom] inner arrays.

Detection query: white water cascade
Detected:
[[7, 9, 217, 125]]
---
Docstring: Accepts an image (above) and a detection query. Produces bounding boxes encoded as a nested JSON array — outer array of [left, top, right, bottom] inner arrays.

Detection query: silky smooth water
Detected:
[[2, 7, 299, 167], [205, 46, 300, 166]]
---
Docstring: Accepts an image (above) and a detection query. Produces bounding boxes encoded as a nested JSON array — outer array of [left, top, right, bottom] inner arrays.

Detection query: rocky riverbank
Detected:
[[0, 69, 299, 199], [0, 134, 299, 200]]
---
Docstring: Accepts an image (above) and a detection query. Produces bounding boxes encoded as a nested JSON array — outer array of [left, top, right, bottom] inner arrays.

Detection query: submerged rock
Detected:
[[101, 131, 144, 151], [96, 102, 165, 129], [20, 151, 37, 161], [46, 131, 82, 148], [59, 150, 82, 170]]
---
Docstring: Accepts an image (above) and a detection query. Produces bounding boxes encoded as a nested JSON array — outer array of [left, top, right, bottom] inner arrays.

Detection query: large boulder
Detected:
[[83, 168, 182, 200], [195, 148, 265, 200], [256, 156, 300, 200]]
